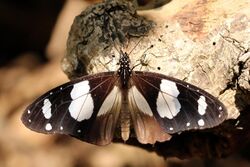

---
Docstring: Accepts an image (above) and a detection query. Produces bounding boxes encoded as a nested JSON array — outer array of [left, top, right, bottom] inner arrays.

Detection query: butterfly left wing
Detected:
[[131, 71, 227, 134], [21, 72, 121, 145]]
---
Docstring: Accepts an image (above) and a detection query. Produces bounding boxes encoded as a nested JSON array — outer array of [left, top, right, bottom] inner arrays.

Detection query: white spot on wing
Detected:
[[197, 96, 207, 115], [77, 129, 81, 133], [28, 119, 31, 123], [45, 123, 52, 131], [198, 119, 205, 126], [219, 106, 222, 110], [169, 127, 173, 131], [97, 86, 121, 116], [69, 81, 94, 121], [42, 98, 52, 119], [236, 127, 243, 130], [128, 86, 153, 116], [60, 126, 63, 130], [157, 79, 181, 119], [235, 120, 240, 126], [186, 122, 190, 127], [27, 110, 31, 114]]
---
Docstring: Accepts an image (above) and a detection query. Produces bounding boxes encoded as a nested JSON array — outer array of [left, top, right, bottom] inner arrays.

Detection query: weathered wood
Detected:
[[63, 0, 250, 158]]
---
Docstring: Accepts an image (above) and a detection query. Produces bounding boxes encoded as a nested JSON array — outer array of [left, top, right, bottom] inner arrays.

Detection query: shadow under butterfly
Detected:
[[21, 48, 227, 146]]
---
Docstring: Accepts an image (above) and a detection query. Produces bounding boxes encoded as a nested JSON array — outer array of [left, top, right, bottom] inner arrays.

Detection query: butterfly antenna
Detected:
[[127, 36, 145, 56]]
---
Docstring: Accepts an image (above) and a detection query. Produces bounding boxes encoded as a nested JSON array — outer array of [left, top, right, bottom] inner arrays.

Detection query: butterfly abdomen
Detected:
[[120, 93, 131, 142]]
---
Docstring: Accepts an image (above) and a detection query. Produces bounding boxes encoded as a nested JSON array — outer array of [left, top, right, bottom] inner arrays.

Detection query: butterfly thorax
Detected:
[[117, 52, 132, 88], [116, 51, 133, 141]]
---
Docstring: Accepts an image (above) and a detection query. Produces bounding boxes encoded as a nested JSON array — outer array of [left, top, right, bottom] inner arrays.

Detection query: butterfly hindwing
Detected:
[[21, 72, 121, 145], [131, 71, 227, 134], [128, 86, 171, 144]]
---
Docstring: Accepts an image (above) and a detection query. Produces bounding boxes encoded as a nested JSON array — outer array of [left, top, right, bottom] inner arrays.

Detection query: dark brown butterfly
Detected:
[[21, 50, 227, 145]]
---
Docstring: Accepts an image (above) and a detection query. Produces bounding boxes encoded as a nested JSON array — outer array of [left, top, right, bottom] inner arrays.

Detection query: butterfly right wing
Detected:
[[131, 71, 227, 135], [21, 72, 121, 146]]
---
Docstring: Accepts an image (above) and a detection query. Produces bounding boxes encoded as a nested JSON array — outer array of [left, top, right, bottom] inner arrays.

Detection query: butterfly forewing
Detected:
[[21, 72, 121, 145], [131, 71, 227, 134]]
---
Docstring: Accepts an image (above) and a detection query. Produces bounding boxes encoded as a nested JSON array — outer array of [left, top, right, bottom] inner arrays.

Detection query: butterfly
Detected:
[[21, 50, 227, 146]]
